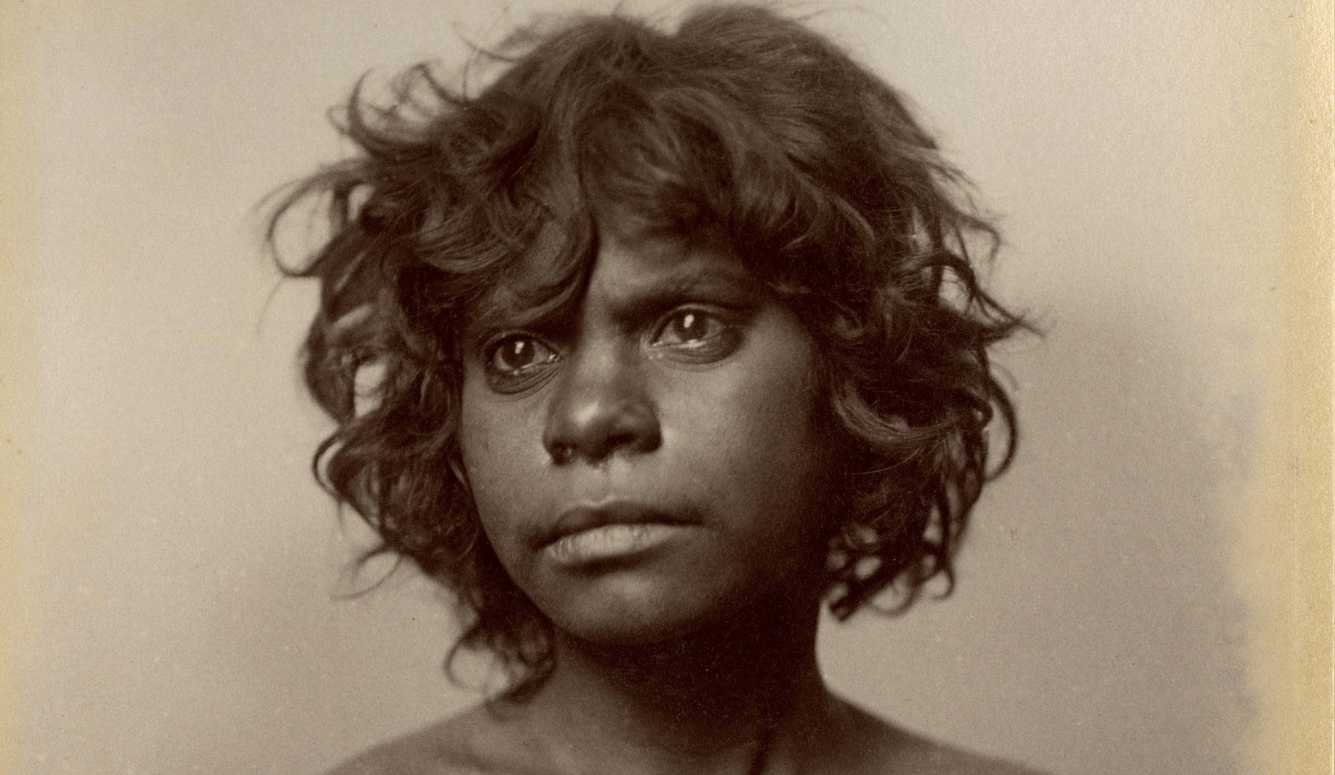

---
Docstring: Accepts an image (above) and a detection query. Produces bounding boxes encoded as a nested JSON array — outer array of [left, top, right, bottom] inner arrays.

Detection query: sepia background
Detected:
[[2, 1, 1329, 774]]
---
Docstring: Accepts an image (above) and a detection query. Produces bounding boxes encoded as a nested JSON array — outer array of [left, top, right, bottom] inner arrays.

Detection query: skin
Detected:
[[324, 228, 1047, 775], [458, 227, 836, 648]]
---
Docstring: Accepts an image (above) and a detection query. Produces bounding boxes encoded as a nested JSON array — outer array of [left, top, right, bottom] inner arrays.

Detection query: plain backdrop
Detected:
[[2, 1, 1328, 774]]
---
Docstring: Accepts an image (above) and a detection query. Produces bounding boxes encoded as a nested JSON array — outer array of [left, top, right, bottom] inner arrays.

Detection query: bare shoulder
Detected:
[[821, 697, 1053, 775], [322, 696, 1051, 775], [321, 705, 516, 775]]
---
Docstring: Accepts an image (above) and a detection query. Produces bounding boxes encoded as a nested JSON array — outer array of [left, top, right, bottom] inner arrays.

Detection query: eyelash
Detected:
[[479, 308, 743, 393], [483, 334, 561, 393], [649, 307, 739, 360]]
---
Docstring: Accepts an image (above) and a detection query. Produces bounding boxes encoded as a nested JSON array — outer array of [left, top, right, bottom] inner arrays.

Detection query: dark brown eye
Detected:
[[494, 337, 538, 371], [650, 309, 740, 363], [484, 334, 560, 392], [656, 311, 723, 346]]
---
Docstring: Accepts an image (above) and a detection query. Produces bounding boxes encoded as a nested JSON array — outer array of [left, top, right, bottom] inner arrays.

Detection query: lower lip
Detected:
[[545, 523, 690, 566]]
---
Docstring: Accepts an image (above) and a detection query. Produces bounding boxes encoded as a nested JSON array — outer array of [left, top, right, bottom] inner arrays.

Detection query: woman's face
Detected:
[[458, 228, 836, 645]]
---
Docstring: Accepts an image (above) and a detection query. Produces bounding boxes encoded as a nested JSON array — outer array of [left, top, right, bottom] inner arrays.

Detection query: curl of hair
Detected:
[[267, 4, 1029, 692]]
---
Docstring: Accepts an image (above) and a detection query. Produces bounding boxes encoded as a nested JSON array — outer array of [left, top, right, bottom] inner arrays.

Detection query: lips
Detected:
[[539, 502, 696, 566]]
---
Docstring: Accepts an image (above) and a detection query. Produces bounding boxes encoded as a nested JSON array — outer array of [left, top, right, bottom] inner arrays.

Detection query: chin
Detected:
[[544, 581, 744, 648]]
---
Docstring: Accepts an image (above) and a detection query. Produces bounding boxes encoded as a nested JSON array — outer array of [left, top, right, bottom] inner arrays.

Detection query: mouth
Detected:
[[541, 502, 696, 566]]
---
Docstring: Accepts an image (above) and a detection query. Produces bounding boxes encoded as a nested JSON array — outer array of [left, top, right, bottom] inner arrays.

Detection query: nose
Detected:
[[542, 342, 662, 465]]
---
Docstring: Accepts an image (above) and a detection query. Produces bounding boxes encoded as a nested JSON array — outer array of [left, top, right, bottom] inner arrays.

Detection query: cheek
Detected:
[[457, 380, 540, 544], [738, 385, 831, 515], [681, 327, 833, 521], [737, 324, 824, 458], [456, 381, 494, 495]]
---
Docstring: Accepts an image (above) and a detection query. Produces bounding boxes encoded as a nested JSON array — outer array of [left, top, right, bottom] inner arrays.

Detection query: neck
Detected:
[[514, 597, 830, 775]]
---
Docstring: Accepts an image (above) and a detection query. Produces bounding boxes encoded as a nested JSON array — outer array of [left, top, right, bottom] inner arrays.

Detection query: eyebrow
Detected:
[[462, 282, 584, 344], [463, 261, 766, 343], [629, 262, 761, 301], [628, 247, 772, 296]]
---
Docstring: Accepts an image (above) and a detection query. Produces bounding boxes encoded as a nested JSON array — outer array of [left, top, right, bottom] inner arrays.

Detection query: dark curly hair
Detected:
[[267, 3, 1028, 691]]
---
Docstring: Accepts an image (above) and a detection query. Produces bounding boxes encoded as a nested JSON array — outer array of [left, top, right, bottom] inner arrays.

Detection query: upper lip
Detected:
[[539, 501, 693, 548]]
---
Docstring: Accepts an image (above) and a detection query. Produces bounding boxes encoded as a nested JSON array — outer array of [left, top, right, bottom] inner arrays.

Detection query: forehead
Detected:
[[463, 224, 759, 332], [589, 228, 752, 292]]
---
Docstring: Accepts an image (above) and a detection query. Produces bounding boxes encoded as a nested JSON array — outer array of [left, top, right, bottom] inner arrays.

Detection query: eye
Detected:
[[650, 309, 740, 362], [483, 334, 561, 392]]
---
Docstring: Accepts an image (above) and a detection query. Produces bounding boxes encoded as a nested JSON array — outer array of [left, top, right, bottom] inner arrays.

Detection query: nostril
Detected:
[[541, 345, 662, 465], [600, 423, 661, 460], [549, 442, 576, 465], [543, 397, 662, 465]]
